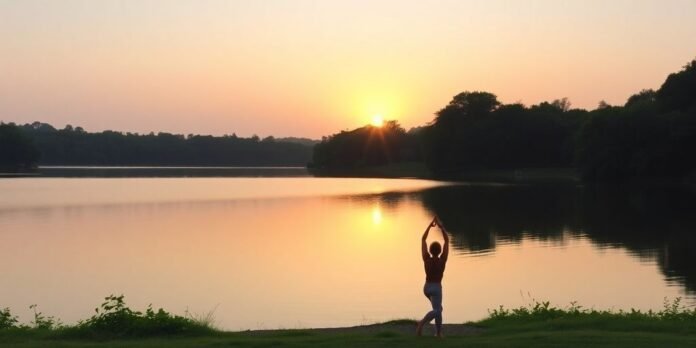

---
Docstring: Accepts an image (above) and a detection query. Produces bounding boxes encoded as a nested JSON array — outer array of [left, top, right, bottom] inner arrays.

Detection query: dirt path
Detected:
[[240, 322, 484, 337]]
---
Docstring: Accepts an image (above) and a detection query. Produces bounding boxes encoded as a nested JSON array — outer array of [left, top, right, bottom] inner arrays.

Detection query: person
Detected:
[[416, 216, 449, 337]]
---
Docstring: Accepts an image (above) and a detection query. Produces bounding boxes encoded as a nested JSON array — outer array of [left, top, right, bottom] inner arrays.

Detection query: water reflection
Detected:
[[371, 204, 383, 225], [1, 177, 695, 329], [372, 184, 696, 293]]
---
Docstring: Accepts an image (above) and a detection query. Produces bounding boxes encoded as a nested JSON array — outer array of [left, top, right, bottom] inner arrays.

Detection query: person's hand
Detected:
[[430, 217, 438, 227], [434, 216, 443, 227]]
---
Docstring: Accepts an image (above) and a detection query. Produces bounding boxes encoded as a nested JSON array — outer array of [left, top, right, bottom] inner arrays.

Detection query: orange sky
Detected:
[[1, 0, 695, 138]]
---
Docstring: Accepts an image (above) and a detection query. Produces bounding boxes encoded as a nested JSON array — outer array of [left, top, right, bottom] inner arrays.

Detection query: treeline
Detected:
[[0, 123, 41, 170], [311, 121, 423, 168], [312, 59, 696, 182], [0, 123, 315, 168]]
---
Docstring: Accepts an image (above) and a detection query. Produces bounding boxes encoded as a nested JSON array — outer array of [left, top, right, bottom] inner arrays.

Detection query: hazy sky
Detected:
[[1, 0, 695, 138]]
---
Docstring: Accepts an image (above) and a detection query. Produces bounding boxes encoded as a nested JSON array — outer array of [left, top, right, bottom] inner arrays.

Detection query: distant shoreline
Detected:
[[309, 162, 581, 183], [0, 166, 311, 178], [3, 165, 694, 186], [2, 165, 308, 171]]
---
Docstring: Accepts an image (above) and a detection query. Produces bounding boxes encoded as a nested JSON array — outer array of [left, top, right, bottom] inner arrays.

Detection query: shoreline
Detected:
[[4, 317, 696, 347], [3, 297, 696, 347]]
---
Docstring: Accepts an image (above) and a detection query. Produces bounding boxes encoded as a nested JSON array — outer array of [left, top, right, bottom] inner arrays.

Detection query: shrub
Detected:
[[485, 298, 696, 322], [29, 304, 60, 330], [60, 295, 216, 339], [0, 307, 19, 330]]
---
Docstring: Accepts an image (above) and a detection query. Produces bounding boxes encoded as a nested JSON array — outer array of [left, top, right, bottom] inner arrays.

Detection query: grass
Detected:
[[2, 297, 696, 347]]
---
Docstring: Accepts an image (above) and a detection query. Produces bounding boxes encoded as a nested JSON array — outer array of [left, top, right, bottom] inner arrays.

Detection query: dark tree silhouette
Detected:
[[312, 58, 696, 182], [576, 59, 696, 181], [17, 122, 315, 167], [423, 92, 584, 177], [311, 121, 421, 171], [0, 123, 41, 170], [657, 60, 696, 112]]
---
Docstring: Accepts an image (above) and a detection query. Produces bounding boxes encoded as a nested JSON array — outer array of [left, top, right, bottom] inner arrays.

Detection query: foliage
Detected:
[[0, 123, 41, 170], [485, 298, 696, 322], [0, 295, 216, 340], [312, 58, 696, 182], [57, 295, 215, 338], [433, 91, 501, 126], [3, 299, 696, 347], [29, 304, 60, 330], [657, 59, 696, 112], [0, 307, 19, 330], [424, 95, 585, 176], [576, 60, 696, 181], [311, 121, 422, 170], [18, 122, 313, 166]]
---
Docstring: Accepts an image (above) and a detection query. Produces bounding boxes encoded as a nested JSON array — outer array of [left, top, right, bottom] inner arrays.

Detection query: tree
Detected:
[[311, 121, 419, 170], [310, 57, 696, 182], [625, 89, 656, 108], [421, 91, 582, 176], [434, 91, 500, 126], [552, 98, 571, 112], [0, 123, 41, 170], [597, 100, 612, 109], [576, 59, 696, 181], [656, 59, 696, 112], [17, 122, 313, 166]]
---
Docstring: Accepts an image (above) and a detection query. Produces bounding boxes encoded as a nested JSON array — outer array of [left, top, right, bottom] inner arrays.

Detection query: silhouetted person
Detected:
[[417, 216, 449, 337]]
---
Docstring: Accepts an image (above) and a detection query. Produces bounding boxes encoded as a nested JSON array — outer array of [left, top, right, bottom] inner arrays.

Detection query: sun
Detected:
[[371, 114, 384, 127]]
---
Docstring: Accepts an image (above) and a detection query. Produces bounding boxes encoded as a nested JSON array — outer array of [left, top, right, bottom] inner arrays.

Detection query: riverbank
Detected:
[[3, 317, 696, 347], [3, 298, 696, 348]]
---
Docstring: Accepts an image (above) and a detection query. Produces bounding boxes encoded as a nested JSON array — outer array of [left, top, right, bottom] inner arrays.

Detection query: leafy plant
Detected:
[[63, 294, 215, 338], [486, 297, 696, 322], [0, 307, 19, 330], [29, 304, 60, 330]]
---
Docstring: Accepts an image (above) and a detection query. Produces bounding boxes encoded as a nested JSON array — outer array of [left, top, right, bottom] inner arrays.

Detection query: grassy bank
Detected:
[[3, 297, 696, 347], [3, 317, 696, 347]]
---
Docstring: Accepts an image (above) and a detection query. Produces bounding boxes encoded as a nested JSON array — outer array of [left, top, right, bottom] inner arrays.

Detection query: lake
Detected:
[[1, 168, 695, 330]]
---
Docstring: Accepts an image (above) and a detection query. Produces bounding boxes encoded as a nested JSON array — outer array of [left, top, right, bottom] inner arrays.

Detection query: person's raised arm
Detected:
[[436, 216, 449, 261], [422, 217, 436, 261]]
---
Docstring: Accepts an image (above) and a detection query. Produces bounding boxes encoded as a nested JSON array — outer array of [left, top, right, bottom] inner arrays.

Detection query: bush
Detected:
[[485, 298, 696, 322], [29, 304, 60, 330], [0, 307, 19, 330], [59, 295, 215, 339]]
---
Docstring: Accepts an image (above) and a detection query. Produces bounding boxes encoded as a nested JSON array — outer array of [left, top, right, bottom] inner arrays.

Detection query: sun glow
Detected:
[[371, 114, 384, 127], [371, 205, 383, 225]]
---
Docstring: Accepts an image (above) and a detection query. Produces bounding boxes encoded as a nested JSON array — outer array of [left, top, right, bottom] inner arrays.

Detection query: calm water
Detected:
[[1, 171, 695, 330]]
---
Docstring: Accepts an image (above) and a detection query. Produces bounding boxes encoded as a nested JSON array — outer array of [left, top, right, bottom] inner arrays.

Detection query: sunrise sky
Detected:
[[1, 0, 695, 138]]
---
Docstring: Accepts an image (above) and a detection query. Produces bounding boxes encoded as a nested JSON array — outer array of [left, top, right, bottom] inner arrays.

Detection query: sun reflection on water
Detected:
[[371, 204, 383, 225]]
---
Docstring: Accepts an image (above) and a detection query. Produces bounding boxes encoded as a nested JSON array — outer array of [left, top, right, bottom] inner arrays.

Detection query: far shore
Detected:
[[309, 162, 580, 182], [4, 164, 696, 187]]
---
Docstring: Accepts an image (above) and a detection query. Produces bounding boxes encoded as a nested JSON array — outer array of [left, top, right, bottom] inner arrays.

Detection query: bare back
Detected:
[[423, 256, 446, 283]]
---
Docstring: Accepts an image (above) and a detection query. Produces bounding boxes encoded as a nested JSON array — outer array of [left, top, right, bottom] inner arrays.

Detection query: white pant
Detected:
[[422, 282, 443, 327]]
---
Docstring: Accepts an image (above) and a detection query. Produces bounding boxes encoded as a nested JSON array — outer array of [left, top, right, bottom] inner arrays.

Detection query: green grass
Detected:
[[2, 298, 696, 347], [3, 322, 696, 348]]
